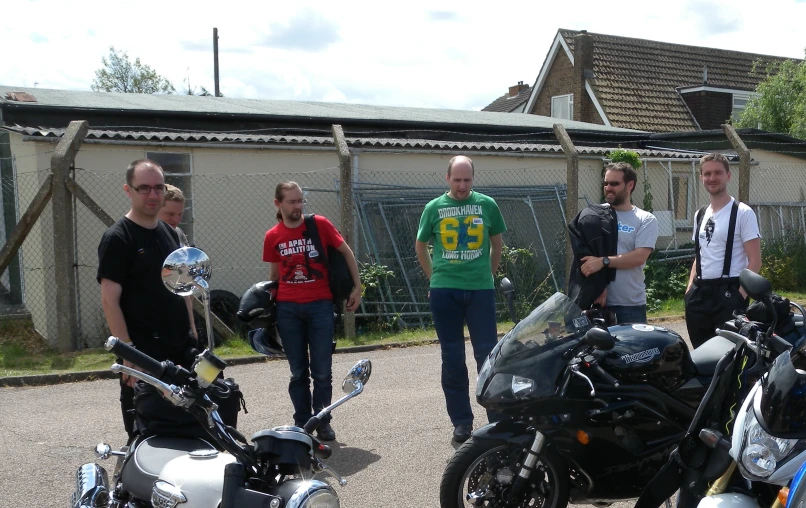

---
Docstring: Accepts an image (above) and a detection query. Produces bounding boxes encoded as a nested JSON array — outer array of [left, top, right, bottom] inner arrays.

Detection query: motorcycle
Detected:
[[786, 462, 806, 508], [635, 269, 806, 508], [71, 247, 372, 508]]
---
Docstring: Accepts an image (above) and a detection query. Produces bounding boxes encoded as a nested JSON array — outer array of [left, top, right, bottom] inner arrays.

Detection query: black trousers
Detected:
[[684, 280, 748, 349], [119, 378, 136, 442]]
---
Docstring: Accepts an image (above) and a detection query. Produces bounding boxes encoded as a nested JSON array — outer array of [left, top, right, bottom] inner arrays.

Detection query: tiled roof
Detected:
[[482, 86, 532, 113], [2, 124, 701, 158], [559, 29, 800, 132]]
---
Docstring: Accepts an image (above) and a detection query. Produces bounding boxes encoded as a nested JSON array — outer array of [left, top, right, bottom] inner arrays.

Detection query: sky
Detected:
[[3, 0, 805, 111]]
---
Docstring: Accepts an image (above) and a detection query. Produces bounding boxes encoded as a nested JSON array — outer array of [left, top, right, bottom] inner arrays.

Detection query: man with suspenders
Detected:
[[685, 153, 762, 349]]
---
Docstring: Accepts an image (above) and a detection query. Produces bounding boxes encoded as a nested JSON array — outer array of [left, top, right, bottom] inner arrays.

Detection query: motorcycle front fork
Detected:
[[509, 431, 547, 499], [704, 460, 785, 508]]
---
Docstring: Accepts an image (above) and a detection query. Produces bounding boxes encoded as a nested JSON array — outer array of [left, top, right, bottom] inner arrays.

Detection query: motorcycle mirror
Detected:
[[342, 359, 372, 393], [162, 247, 212, 297], [499, 277, 515, 297], [583, 327, 616, 351], [739, 269, 772, 301]]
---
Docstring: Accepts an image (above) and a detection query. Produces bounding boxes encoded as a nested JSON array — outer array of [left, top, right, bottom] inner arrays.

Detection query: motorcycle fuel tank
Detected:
[[599, 324, 694, 392], [156, 449, 237, 508]]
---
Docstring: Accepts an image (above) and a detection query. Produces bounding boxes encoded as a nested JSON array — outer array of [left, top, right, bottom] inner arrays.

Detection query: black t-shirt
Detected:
[[97, 217, 192, 363]]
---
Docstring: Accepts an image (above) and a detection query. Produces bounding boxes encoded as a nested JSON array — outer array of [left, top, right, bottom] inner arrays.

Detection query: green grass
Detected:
[[647, 298, 685, 319]]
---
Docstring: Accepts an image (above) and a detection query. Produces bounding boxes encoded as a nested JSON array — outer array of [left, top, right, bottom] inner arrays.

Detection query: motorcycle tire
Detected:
[[439, 437, 570, 508]]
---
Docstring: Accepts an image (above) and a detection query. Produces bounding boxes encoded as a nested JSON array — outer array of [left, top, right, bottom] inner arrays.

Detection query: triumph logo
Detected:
[[621, 348, 660, 364]]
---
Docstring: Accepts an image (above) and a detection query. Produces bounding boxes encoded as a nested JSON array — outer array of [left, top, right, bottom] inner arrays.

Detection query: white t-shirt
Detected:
[[692, 198, 761, 279]]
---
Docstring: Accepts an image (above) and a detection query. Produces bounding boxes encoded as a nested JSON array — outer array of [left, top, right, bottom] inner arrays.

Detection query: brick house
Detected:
[[519, 29, 801, 132]]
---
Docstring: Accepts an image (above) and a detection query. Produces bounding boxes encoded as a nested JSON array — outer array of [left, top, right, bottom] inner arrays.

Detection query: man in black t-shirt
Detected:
[[97, 159, 198, 439]]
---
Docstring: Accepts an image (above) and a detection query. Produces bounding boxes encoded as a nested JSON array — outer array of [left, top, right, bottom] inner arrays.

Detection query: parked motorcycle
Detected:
[[786, 462, 806, 508], [71, 247, 372, 507], [635, 269, 806, 508]]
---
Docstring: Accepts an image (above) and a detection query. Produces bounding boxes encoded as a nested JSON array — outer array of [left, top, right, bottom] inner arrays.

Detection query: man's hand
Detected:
[[594, 288, 607, 307], [346, 286, 362, 312], [121, 359, 143, 388], [580, 256, 605, 277], [739, 287, 748, 300]]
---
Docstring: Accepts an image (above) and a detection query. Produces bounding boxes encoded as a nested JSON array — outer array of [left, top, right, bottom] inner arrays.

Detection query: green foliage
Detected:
[[758, 236, 806, 291], [92, 46, 176, 94], [736, 58, 806, 139], [354, 261, 400, 333], [644, 258, 690, 313], [607, 148, 642, 170], [359, 261, 395, 297], [495, 245, 534, 280]]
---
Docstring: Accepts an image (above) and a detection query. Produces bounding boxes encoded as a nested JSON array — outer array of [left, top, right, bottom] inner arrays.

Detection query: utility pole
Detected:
[[213, 27, 220, 97]]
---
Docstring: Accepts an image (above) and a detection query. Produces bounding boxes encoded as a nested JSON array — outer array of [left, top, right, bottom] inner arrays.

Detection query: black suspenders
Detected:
[[694, 200, 740, 280]]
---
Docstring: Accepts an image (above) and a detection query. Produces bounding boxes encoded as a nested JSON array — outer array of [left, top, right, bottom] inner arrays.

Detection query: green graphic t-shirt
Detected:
[[417, 191, 507, 290]]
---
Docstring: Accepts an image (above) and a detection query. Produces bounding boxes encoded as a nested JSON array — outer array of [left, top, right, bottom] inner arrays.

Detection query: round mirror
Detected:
[[341, 359, 372, 393], [162, 247, 212, 297]]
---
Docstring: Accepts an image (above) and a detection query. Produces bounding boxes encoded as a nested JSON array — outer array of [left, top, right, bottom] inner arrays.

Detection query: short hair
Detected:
[[274, 181, 303, 222], [699, 153, 731, 174], [125, 159, 164, 186], [447, 156, 474, 177], [605, 162, 638, 194], [164, 184, 185, 204]]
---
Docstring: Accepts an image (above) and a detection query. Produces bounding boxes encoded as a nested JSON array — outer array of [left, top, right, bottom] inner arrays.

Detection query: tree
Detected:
[[736, 57, 806, 139], [91, 46, 175, 94]]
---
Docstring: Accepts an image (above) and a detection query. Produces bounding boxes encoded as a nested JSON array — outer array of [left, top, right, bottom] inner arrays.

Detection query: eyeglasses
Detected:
[[603, 180, 624, 188], [285, 199, 307, 206], [131, 184, 166, 195]]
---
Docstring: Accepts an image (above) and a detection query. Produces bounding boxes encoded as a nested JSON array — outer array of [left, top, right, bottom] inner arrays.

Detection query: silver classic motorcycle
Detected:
[[71, 247, 371, 508]]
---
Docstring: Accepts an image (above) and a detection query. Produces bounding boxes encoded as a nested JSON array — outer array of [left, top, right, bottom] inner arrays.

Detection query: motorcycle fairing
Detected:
[[121, 435, 215, 502]]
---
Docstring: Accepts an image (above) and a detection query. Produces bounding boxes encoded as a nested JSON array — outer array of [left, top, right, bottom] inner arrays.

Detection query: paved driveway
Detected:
[[0, 320, 691, 507]]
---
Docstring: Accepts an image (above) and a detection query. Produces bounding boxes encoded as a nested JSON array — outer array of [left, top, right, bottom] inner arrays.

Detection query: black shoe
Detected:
[[453, 424, 472, 443], [317, 422, 336, 441]]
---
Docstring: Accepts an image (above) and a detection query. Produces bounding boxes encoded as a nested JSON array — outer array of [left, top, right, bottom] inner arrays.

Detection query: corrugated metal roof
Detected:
[[3, 124, 699, 158], [0, 85, 640, 133]]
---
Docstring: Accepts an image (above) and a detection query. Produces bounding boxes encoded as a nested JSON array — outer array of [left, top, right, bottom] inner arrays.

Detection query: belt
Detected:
[[695, 277, 740, 288]]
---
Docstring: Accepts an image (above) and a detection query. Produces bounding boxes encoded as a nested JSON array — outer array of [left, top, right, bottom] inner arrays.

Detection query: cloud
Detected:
[[30, 33, 47, 44], [684, 0, 742, 35], [258, 8, 341, 52], [428, 10, 459, 21], [180, 39, 254, 54]]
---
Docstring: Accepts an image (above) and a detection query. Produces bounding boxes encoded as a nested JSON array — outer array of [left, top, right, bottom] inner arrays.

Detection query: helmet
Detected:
[[583, 306, 618, 327], [238, 281, 282, 356]]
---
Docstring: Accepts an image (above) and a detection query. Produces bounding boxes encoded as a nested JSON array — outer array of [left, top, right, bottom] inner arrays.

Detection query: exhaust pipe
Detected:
[[71, 463, 110, 508]]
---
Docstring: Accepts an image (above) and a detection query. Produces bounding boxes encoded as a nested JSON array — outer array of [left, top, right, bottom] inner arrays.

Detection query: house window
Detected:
[[146, 152, 194, 243], [670, 175, 690, 223], [551, 94, 574, 120], [732, 93, 750, 121]]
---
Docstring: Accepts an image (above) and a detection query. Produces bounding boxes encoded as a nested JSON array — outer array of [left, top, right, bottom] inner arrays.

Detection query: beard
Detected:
[[605, 191, 628, 207], [288, 210, 302, 220]]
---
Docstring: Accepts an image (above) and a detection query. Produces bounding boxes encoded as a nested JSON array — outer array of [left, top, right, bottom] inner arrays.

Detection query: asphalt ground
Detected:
[[0, 320, 690, 508]]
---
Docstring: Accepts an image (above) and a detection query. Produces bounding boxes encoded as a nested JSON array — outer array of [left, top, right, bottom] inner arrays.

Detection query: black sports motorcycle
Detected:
[[440, 288, 747, 508]]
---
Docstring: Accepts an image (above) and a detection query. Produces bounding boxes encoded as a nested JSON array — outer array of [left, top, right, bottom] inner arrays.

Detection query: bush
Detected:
[[644, 257, 690, 312], [759, 236, 806, 291]]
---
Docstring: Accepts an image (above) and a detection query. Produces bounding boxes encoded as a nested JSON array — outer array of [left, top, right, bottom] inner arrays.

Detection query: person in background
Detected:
[[158, 184, 190, 246]]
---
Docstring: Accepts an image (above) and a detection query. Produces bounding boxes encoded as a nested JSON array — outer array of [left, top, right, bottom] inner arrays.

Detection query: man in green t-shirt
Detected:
[[415, 155, 507, 443]]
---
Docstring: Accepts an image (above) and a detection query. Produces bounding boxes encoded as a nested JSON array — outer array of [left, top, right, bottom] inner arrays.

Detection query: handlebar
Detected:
[[106, 337, 166, 379], [590, 363, 620, 387]]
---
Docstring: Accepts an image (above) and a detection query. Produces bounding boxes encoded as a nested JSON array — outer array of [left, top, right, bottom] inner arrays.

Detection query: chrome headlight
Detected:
[[287, 480, 340, 508], [151, 480, 187, 507], [480, 373, 536, 402], [740, 406, 798, 478]]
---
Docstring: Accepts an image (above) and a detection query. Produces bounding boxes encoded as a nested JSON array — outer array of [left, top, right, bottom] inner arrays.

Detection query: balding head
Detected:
[[126, 159, 164, 186], [447, 156, 474, 177]]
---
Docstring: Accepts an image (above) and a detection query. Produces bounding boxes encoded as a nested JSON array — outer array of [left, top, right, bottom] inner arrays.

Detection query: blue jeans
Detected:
[[608, 304, 647, 324], [275, 300, 335, 427], [429, 288, 498, 427]]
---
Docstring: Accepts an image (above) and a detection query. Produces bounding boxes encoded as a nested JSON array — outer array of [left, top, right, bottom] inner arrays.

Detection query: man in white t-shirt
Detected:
[[580, 162, 659, 324], [685, 153, 762, 349]]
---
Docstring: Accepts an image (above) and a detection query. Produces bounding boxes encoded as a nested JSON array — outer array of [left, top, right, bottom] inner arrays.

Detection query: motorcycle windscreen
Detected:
[[493, 293, 590, 395], [759, 352, 806, 438]]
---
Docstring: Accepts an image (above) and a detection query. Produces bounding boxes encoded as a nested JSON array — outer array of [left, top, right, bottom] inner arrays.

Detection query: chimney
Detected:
[[508, 81, 528, 97], [573, 31, 594, 122]]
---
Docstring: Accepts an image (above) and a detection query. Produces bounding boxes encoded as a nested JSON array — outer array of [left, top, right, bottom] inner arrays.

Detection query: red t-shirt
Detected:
[[262, 215, 345, 303]]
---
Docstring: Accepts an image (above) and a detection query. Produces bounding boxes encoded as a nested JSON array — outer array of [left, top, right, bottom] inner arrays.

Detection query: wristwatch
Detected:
[[602, 257, 610, 267]]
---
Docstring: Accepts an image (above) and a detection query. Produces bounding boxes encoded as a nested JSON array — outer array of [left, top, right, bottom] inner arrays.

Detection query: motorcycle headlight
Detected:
[[480, 373, 536, 402], [287, 480, 340, 508], [740, 407, 798, 478]]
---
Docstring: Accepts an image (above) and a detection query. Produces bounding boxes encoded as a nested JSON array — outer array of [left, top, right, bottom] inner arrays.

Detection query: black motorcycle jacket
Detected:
[[567, 203, 618, 309]]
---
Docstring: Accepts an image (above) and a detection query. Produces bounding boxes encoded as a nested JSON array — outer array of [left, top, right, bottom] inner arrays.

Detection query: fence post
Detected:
[[553, 124, 579, 283], [51, 120, 88, 352], [723, 124, 750, 204], [332, 124, 356, 338]]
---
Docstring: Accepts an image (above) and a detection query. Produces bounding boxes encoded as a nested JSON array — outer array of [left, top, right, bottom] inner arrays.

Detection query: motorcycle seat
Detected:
[[689, 335, 736, 376], [121, 435, 215, 502]]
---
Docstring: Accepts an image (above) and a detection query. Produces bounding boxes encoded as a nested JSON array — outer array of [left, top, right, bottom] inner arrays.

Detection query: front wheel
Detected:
[[440, 437, 570, 508]]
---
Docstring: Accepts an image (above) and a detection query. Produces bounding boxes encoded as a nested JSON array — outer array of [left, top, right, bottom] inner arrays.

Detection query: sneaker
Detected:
[[317, 422, 336, 441], [453, 424, 472, 443]]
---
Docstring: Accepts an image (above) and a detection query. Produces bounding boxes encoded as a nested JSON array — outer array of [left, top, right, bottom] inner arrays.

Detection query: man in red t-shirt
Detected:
[[263, 181, 362, 441]]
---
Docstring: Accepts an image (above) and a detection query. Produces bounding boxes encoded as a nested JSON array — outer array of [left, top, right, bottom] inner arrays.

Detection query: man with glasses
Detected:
[[580, 162, 658, 324], [684, 153, 761, 348], [97, 159, 198, 440]]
